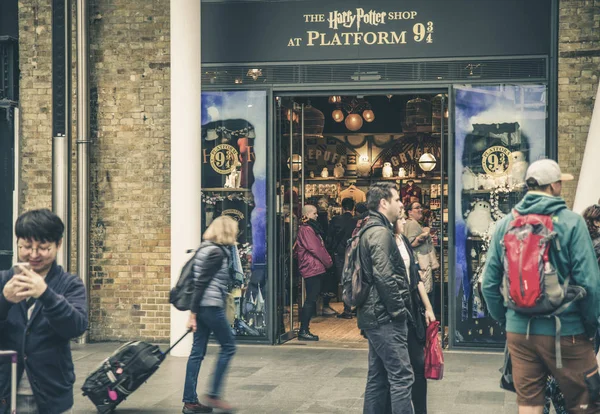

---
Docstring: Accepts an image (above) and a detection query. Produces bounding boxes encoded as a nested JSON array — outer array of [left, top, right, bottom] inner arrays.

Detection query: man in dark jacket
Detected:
[[358, 182, 414, 414], [327, 197, 358, 319], [0, 209, 88, 414]]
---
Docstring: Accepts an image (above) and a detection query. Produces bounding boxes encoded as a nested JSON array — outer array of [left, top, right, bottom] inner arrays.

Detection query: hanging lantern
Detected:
[[287, 154, 303, 172], [362, 109, 375, 122], [328, 95, 341, 104], [303, 103, 325, 138], [345, 114, 363, 131], [332, 109, 344, 122], [404, 97, 432, 132], [418, 153, 437, 172]]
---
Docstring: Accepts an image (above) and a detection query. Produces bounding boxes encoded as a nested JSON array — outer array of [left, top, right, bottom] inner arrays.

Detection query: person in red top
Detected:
[[294, 204, 333, 341]]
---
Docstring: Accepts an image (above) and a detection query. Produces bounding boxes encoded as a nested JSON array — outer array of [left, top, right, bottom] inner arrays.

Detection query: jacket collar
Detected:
[[368, 210, 393, 230]]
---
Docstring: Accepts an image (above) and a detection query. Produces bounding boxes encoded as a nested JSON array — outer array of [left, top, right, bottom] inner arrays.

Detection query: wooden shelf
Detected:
[[303, 176, 445, 182], [201, 188, 252, 192], [463, 188, 525, 195]]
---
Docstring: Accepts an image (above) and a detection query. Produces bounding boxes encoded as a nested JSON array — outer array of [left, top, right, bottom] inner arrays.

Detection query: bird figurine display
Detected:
[[333, 163, 345, 178], [320, 167, 329, 178], [509, 151, 528, 188], [466, 200, 494, 235], [382, 162, 393, 178]]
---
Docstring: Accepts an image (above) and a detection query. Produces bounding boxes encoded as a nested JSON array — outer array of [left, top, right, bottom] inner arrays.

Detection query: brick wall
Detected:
[[87, 0, 171, 342], [18, 0, 53, 210], [557, 0, 600, 207]]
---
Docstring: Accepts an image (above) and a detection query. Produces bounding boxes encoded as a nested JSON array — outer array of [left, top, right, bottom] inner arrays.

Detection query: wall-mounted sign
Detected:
[[202, 0, 551, 64], [482, 146, 512, 177], [287, 8, 433, 48], [210, 144, 239, 175]]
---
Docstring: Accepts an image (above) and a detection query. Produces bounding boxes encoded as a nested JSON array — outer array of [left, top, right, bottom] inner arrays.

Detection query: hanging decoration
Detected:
[[328, 96, 375, 131], [201, 191, 255, 206]]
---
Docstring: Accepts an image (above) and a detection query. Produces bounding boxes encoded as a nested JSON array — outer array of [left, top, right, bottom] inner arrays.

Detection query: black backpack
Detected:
[[342, 223, 377, 309], [169, 245, 236, 312], [169, 247, 202, 311]]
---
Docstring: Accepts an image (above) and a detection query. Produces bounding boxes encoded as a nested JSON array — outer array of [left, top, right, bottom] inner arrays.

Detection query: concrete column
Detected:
[[170, 0, 201, 357], [573, 81, 600, 214]]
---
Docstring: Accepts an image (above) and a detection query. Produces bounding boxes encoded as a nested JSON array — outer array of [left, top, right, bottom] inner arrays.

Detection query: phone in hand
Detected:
[[13, 262, 31, 274]]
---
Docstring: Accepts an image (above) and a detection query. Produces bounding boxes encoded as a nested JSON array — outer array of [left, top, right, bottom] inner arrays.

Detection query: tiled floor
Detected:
[[66, 341, 519, 413]]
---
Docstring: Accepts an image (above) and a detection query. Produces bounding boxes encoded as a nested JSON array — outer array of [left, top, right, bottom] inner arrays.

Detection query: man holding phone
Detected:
[[0, 209, 88, 414]]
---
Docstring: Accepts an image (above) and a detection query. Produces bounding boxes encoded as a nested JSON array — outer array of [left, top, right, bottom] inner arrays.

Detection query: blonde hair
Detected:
[[203, 216, 239, 245]]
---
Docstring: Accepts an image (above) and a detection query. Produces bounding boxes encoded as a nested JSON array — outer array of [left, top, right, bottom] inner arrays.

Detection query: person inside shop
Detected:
[[326, 197, 358, 319], [404, 202, 436, 304], [394, 211, 436, 414], [294, 204, 333, 341]]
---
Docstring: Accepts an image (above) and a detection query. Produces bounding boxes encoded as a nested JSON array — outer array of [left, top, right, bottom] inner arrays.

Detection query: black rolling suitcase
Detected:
[[81, 330, 191, 413]]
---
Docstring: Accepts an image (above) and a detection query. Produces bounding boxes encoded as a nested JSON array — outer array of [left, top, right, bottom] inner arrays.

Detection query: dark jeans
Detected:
[[333, 253, 351, 314], [182, 306, 237, 403], [363, 318, 415, 414], [300, 274, 322, 331], [407, 326, 427, 414]]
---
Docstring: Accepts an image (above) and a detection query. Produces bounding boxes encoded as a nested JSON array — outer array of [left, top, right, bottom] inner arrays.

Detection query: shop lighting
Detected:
[[329, 96, 374, 131], [247, 68, 263, 81], [418, 153, 437, 172]]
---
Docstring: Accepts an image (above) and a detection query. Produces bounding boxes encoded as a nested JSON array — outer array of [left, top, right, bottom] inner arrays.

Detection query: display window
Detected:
[[452, 84, 548, 346], [200, 90, 268, 337]]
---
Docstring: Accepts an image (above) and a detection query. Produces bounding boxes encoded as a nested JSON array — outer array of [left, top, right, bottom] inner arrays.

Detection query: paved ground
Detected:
[[68, 341, 520, 413]]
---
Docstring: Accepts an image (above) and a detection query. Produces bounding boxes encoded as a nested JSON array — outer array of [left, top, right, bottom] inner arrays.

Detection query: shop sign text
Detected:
[[288, 8, 433, 47]]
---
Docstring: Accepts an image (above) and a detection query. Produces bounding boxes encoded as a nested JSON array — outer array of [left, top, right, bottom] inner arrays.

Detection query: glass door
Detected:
[[275, 97, 304, 342]]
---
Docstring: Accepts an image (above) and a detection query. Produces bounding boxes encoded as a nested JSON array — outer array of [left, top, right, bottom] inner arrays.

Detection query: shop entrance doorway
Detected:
[[274, 93, 449, 346]]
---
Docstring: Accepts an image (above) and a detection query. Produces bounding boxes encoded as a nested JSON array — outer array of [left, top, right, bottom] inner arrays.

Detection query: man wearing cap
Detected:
[[482, 159, 600, 414]]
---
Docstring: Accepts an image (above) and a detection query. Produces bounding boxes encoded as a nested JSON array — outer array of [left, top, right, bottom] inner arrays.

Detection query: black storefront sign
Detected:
[[201, 0, 551, 64]]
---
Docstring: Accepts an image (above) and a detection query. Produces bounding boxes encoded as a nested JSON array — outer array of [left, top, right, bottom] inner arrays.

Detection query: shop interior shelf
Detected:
[[201, 187, 252, 192], [462, 188, 526, 195], [303, 176, 444, 182]]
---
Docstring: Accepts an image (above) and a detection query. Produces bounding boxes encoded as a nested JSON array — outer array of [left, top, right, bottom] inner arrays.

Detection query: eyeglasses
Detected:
[[17, 245, 53, 255], [413, 206, 423, 210]]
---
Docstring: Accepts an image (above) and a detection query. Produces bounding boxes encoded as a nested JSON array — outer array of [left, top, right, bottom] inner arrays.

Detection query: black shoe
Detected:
[[183, 402, 213, 413], [337, 312, 352, 319], [298, 329, 319, 341]]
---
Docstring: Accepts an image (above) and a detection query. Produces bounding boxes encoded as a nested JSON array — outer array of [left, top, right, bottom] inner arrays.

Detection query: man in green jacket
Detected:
[[482, 159, 600, 414]]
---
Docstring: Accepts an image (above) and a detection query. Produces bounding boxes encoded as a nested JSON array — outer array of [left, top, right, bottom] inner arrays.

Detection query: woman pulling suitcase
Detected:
[[182, 216, 239, 414]]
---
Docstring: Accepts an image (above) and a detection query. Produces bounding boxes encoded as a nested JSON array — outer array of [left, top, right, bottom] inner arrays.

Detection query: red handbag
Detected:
[[424, 321, 444, 380]]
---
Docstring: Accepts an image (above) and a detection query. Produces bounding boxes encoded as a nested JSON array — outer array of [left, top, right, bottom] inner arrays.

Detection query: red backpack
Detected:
[[501, 210, 586, 368]]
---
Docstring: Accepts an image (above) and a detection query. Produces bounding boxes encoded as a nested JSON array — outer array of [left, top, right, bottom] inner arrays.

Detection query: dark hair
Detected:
[[526, 177, 551, 192], [367, 182, 397, 212], [341, 197, 355, 212], [355, 202, 368, 215], [15, 209, 65, 243], [583, 204, 600, 238], [405, 201, 421, 212]]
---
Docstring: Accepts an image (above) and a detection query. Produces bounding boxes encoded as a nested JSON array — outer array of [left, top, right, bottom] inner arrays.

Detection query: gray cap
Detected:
[[525, 159, 574, 186]]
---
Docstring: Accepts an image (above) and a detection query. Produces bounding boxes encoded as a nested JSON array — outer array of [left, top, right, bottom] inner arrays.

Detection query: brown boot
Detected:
[[182, 401, 213, 413], [204, 395, 235, 412]]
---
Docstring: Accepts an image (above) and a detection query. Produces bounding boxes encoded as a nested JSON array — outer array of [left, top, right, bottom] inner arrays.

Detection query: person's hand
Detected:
[[422, 227, 431, 234], [187, 313, 197, 332], [14, 267, 47, 299], [2, 277, 26, 304], [424, 308, 436, 326]]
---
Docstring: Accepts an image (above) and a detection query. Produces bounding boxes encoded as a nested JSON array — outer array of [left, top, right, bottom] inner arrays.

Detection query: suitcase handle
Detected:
[[160, 328, 193, 360], [0, 351, 17, 414]]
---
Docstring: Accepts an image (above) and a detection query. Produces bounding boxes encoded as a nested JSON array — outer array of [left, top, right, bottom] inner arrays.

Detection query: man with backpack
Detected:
[[349, 182, 414, 414], [482, 159, 600, 414]]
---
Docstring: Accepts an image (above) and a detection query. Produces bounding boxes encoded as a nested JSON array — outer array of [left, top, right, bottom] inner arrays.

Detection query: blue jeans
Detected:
[[363, 318, 415, 414], [182, 306, 237, 403]]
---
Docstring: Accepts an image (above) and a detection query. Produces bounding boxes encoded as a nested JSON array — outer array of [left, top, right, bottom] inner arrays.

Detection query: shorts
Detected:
[[507, 332, 600, 413]]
